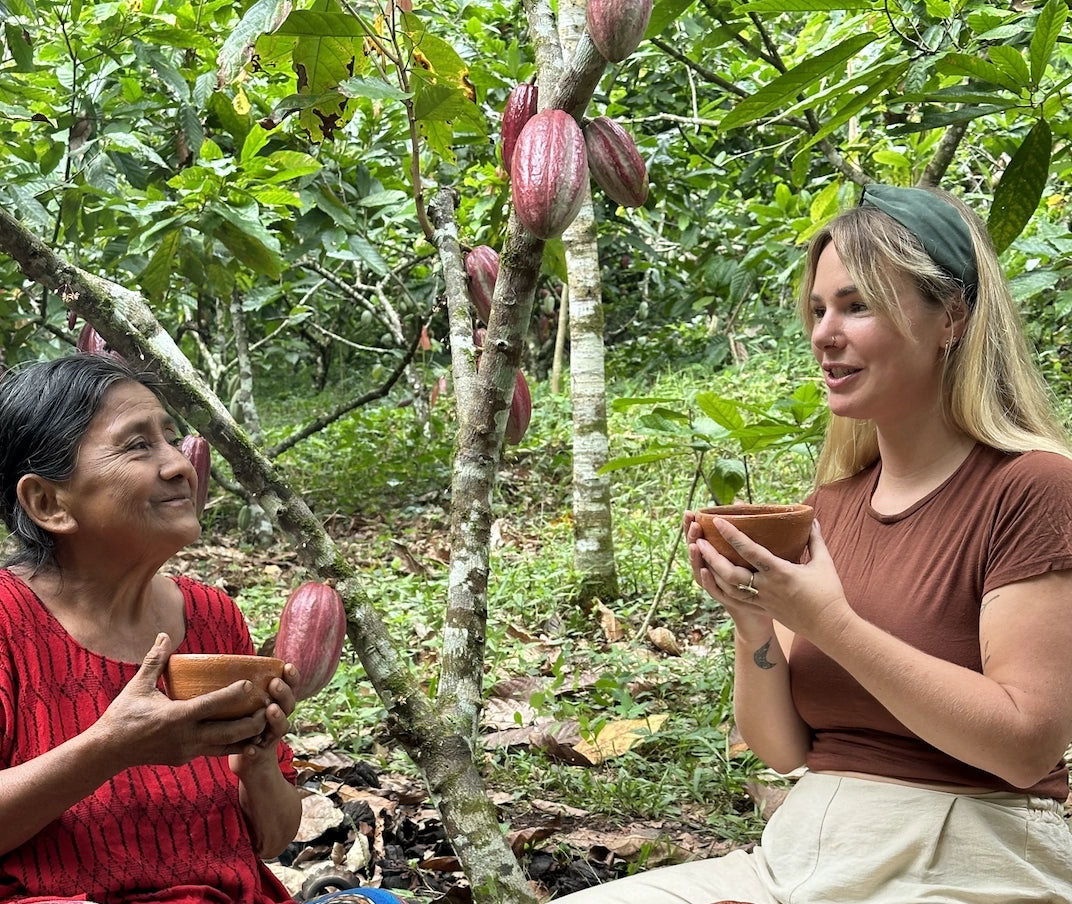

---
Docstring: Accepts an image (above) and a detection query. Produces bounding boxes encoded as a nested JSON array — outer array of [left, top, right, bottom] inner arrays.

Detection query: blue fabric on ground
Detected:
[[303, 889, 403, 904]]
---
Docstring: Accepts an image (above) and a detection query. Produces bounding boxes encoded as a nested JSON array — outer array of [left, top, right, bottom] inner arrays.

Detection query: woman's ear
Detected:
[[16, 474, 77, 535], [946, 297, 969, 345]]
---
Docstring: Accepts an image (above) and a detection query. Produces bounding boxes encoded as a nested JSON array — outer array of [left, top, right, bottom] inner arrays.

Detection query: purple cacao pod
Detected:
[[274, 582, 347, 701], [583, 116, 649, 208], [179, 434, 210, 517], [465, 245, 499, 325], [586, 0, 653, 62], [500, 83, 538, 178], [505, 369, 532, 445], [510, 109, 589, 240]]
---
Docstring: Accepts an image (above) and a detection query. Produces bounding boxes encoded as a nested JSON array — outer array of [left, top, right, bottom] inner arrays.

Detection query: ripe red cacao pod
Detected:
[[179, 434, 210, 517], [500, 83, 538, 177], [76, 324, 125, 361], [511, 109, 589, 240], [465, 245, 499, 325], [583, 116, 649, 208], [586, 0, 653, 62], [505, 369, 532, 445], [274, 582, 347, 701]]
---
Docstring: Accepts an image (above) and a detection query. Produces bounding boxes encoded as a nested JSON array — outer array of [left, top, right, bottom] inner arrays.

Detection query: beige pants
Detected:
[[553, 772, 1072, 903]]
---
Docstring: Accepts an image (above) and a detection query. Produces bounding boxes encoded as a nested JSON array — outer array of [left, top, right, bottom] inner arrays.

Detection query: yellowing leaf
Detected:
[[572, 714, 669, 765]]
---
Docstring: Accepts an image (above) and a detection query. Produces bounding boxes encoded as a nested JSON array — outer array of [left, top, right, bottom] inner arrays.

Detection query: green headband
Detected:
[[859, 184, 978, 307]]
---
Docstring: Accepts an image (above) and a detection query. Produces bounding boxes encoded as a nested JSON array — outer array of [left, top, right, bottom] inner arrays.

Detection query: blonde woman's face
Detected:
[[809, 242, 953, 430]]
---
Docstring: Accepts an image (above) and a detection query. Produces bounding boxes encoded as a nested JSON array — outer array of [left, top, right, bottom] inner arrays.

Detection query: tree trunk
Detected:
[[229, 290, 274, 546], [558, 0, 620, 604]]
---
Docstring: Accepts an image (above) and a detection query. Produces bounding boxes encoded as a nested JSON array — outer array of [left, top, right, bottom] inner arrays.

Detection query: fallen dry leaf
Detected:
[[571, 714, 669, 765], [595, 601, 626, 643], [647, 626, 682, 656]]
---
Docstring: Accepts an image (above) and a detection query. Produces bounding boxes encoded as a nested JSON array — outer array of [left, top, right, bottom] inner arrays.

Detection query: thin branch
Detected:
[[266, 320, 425, 458]]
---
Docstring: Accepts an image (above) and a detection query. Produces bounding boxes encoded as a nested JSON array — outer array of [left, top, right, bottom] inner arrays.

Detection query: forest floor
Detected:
[[176, 522, 1072, 902], [174, 525, 776, 903]]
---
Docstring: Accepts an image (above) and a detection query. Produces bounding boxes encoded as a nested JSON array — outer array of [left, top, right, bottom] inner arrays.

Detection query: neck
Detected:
[[872, 413, 975, 511]]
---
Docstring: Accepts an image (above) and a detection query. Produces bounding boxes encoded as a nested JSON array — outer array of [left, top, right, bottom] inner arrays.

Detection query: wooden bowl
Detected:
[[164, 653, 284, 719], [694, 503, 813, 567]]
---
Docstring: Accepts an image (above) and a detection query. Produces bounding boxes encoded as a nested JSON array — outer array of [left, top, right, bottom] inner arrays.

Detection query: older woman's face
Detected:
[[55, 381, 201, 561]]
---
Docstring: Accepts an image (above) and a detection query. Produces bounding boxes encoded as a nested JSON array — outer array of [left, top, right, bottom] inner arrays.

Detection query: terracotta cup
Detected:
[[164, 653, 284, 720], [693, 503, 814, 567]]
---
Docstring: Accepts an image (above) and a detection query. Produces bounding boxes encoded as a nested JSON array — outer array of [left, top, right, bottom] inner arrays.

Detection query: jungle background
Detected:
[[0, 0, 1071, 900]]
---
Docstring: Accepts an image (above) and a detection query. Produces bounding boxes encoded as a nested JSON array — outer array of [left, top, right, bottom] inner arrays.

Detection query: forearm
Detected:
[[237, 758, 302, 859], [0, 720, 127, 855], [732, 627, 812, 775], [821, 611, 1066, 787]]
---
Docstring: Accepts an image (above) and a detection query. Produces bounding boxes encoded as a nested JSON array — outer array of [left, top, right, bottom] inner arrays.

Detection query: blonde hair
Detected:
[[797, 187, 1071, 485]]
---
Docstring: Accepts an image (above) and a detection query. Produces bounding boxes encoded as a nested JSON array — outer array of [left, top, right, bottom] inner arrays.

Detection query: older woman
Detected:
[[0, 354, 308, 904], [557, 185, 1072, 902]]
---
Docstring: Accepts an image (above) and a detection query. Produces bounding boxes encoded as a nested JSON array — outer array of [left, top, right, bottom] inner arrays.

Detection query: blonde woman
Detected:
[[558, 185, 1072, 902]]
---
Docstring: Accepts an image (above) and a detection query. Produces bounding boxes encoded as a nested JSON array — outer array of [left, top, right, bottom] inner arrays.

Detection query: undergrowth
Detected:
[[224, 346, 824, 853]]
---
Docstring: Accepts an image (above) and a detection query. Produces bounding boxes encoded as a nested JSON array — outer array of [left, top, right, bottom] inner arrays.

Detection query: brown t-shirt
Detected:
[[790, 443, 1072, 800]]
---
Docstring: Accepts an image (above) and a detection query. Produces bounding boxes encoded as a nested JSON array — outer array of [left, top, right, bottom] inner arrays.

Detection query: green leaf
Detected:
[[800, 62, 909, 151], [720, 33, 878, 131], [5, 22, 35, 72], [738, 0, 872, 9], [208, 201, 283, 278], [339, 76, 411, 102], [275, 9, 365, 37], [940, 52, 1023, 93], [217, 0, 292, 85], [986, 45, 1030, 90], [707, 459, 746, 506], [988, 118, 1052, 254], [611, 396, 681, 411], [1029, 0, 1068, 86], [647, 0, 696, 37], [695, 392, 745, 430], [599, 449, 689, 474], [139, 229, 182, 302]]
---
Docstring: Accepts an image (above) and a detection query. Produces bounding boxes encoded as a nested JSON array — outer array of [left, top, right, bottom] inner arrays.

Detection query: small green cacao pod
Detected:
[[179, 434, 210, 517], [500, 82, 538, 177], [505, 369, 532, 445], [465, 245, 499, 325], [583, 116, 649, 208], [511, 109, 589, 240], [585, 0, 653, 62], [274, 581, 347, 701]]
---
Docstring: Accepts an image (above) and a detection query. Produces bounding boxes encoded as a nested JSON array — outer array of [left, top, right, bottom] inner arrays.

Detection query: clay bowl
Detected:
[[164, 653, 284, 720], [694, 503, 814, 567]]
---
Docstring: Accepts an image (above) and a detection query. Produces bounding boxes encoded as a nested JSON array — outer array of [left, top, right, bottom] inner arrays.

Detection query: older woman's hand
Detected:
[[96, 634, 278, 768], [227, 663, 300, 779]]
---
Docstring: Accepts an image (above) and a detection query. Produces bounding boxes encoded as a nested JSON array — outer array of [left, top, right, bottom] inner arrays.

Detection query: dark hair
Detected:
[[0, 354, 159, 572]]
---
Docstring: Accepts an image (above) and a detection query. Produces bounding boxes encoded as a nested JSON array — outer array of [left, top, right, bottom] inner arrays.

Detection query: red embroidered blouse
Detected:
[[0, 570, 297, 904]]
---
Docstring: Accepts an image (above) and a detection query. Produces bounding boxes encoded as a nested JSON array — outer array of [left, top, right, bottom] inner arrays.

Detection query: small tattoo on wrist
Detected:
[[753, 637, 777, 670]]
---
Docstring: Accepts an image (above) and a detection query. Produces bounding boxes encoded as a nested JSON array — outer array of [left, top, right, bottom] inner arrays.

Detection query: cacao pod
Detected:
[[465, 245, 499, 325], [473, 332, 532, 445], [274, 581, 347, 701], [511, 109, 588, 240], [586, 0, 653, 62], [505, 369, 532, 445], [583, 116, 649, 208], [179, 434, 210, 517], [76, 324, 125, 361], [500, 83, 538, 177]]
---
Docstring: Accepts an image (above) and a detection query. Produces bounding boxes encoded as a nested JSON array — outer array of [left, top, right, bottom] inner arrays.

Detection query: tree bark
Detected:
[[559, 0, 620, 604]]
